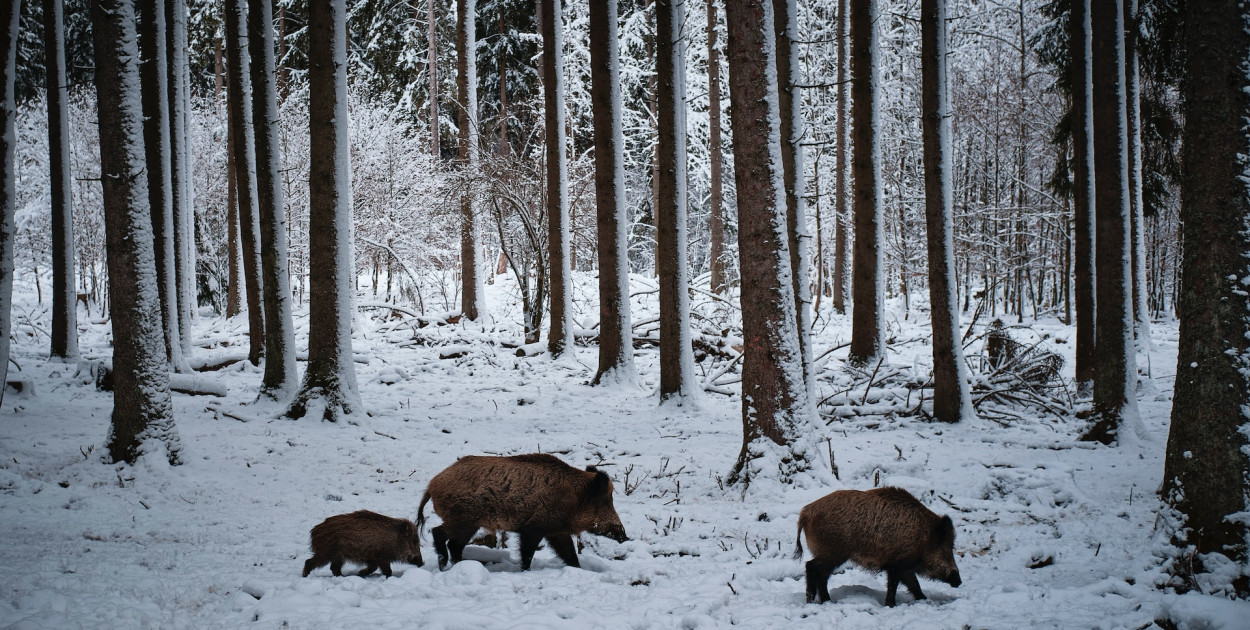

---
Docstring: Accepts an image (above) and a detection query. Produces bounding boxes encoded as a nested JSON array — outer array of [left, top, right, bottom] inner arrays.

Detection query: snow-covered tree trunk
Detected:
[[457, 0, 485, 322], [428, 0, 440, 159], [723, 0, 815, 486], [1070, 0, 1096, 390], [90, 0, 181, 465], [541, 0, 572, 357], [43, 0, 78, 361], [1123, 0, 1150, 349], [707, 0, 727, 296], [1162, 0, 1250, 594], [832, 0, 849, 316], [166, 0, 194, 357], [287, 0, 363, 423], [1083, 0, 1139, 444], [848, 0, 883, 365], [921, 0, 972, 423], [225, 124, 242, 319], [224, 0, 267, 366], [249, 0, 297, 397], [138, 0, 186, 372], [0, 0, 17, 398], [655, 0, 696, 402], [773, 0, 812, 396], [589, 0, 636, 387]]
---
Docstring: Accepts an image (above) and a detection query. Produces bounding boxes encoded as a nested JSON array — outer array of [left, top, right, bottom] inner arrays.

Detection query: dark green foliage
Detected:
[[13, 0, 91, 103]]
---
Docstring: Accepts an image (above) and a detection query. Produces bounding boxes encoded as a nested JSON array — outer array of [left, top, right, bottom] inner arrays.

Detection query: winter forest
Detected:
[[1, 0, 1248, 626]]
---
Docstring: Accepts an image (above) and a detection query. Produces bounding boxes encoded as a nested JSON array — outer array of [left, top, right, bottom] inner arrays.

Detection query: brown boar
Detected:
[[794, 487, 962, 606], [302, 510, 424, 577], [417, 453, 628, 571]]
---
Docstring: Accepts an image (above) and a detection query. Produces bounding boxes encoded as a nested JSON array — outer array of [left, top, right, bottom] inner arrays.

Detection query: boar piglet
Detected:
[[417, 453, 628, 571], [795, 487, 962, 606], [302, 510, 424, 578]]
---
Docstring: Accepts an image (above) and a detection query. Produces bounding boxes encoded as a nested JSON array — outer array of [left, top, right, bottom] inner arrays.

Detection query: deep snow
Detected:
[[0, 273, 1246, 629]]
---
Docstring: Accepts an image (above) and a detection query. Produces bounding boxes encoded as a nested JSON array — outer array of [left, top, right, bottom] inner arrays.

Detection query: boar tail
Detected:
[[416, 490, 431, 539], [793, 514, 805, 560]]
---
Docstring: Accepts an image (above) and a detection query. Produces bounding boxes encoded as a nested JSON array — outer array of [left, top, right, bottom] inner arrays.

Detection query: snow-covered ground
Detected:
[[0, 274, 1245, 629]]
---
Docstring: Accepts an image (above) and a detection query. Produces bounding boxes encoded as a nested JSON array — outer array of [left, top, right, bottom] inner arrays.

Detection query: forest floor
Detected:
[[0, 273, 1246, 629]]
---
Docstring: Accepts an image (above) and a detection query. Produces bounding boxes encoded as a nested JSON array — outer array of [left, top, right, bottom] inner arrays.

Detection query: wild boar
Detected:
[[302, 510, 424, 577], [794, 487, 962, 606], [417, 453, 628, 571]]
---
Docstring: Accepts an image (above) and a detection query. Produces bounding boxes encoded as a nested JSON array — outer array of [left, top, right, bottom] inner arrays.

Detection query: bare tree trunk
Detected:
[[428, 0, 440, 158], [1123, 0, 1150, 347], [250, 0, 297, 397], [91, 0, 181, 464], [832, 0, 849, 315], [1163, 1, 1250, 593], [287, 0, 362, 422], [723, 0, 814, 487], [1070, 0, 1096, 390], [43, 0, 78, 361], [707, 0, 726, 295], [848, 0, 883, 365], [541, 0, 572, 357], [166, 0, 194, 357], [458, 0, 484, 321], [589, 0, 635, 387], [0, 0, 18, 397], [226, 121, 242, 318], [647, 0, 659, 275], [1083, 0, 1138, 444], [499, 9, 510, 157]]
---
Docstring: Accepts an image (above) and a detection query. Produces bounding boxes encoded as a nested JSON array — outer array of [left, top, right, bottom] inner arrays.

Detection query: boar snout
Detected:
[[602, 524, 628, 543], [946, 570, 962, 587]]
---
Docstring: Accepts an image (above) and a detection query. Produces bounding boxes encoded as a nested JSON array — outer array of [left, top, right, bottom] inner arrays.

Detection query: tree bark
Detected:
[[249, 0, 297, 397], [1083, 0, 1138, 443], [286, 0, 363, 422], [541, 0, 572, 357], [0, 0, 17, 398], [723, 0, 813, 486], [166, 0, 194, 357], [707, 0, 726, 295], [1069, 0, 1096, 389], [224, 0, 267, 366], [90, 0, 181, 464], [848, 0, 883, 365], [429, 0, 440, 158], [43, 0, 78, 361], [1162, 0, 1250, 595], [458, 0, 484, 321], [1123, 0, 1150, 347], [832, 0, 849, 315], [589, 0, 635, 387]]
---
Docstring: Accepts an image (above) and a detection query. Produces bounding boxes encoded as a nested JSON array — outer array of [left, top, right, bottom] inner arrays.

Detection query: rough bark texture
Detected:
[[589, 0, 635, 386], [541, 0, 572, 357], [1083, 0, 1137, 443], [1069, 0, 1095, 389], [1123, 0, 1149, 346], [457, 0, 483, 321], [287, 0, 362, 422], [138, 0, 184, 371], [1162, 0, 1250, 595], [655, 0, 695, 402], [723, 0, 812, 485], [249, 0, 297, 397], [90, 0, 180, 464], [224, 0, 266, 365], [43, 0, 78, 360], [707, 0, 726, 295], [848, 0, 883, 364], [166, 0, 194, 357], [921, 0, 970, 423], [428, 0, 439, 158], [0, 0, 17, 396], [832, 0, 849, 315]]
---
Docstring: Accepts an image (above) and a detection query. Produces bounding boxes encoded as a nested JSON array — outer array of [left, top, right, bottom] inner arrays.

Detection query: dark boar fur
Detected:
[[794, 487, 962, 606], [302, 510, 424, 578], [417, 453, 628, 571]]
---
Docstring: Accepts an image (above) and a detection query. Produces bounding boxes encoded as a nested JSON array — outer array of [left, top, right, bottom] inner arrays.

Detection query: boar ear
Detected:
[[934, 515, 956, 544], [588, 470, 612, 497], [398, 520, 418, 538]]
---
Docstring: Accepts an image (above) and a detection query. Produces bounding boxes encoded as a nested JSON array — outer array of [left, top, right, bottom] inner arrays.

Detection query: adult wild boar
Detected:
[[417, 453, 628, 570], [795, 487, 962, 606], [302, 510, 424, 577]]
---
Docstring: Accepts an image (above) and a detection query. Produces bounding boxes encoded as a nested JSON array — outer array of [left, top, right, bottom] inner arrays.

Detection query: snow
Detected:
[[0, 273, 1238, 628]]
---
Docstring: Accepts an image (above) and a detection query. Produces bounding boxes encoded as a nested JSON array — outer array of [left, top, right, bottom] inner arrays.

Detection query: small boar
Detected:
[[302, 510, 424, 578], [417, 453, 628, 571], [794, 487, 962, 606]]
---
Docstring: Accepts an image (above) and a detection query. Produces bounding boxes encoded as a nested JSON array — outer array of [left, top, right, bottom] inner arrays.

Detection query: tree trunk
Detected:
[[90, 0, 181, 465], [499, 9, 509, 157], [541, 0, 572, 357], [921, 0, 971, 423], [723, 0, 814, 486], [707, 0, 726, 295], [1070, 0, 1096, 390], [1083, 0, 1138, 444], [249, 0, 297, 397], [848, 0, 883, 365], [287, 0, 362, 423], [773, 0, 812, 395], [43, 0, 78, 361], [458, 0, 484, 321], [0, 0, 17, 399], [1123, 0, 1150, 348], [589, 0, 635, 387], [1162, 0, 1250, 596], [832, 0, 849, 315], [166, 0, 194, 357], [225, 122, 242, 318], [224, 0, 267, 366]]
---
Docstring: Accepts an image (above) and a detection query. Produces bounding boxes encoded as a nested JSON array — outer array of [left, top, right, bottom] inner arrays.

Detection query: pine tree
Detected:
[[457, 0, 485, 321], [43, 0, 77, 361], [832, 0, 849, 316], [707, 0, 727, 295], [166, 0, 194, 358], [0, 0, 18, 399], [848, 0, 883, 365], [1070, 0, 1096, 390], [541, 0, 572, 357]]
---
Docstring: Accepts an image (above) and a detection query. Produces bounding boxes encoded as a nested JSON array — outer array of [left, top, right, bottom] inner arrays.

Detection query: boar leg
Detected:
[[900, 571, 925, 602], [432, 525, 450, 569], [330, 559, 344, 577], [302, 555, 329, 577], [379, 561, 393, 578], [519, 531, 543, 571], [358, 562, 378, 577], [546, 534, 580, 568], [805, 557, 840, 603]]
